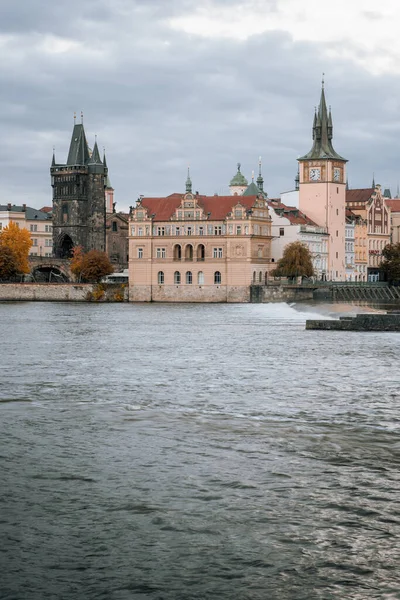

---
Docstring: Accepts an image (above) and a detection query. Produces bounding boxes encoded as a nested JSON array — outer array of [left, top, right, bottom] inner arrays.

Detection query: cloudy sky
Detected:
[[2, 0, 400, 211]]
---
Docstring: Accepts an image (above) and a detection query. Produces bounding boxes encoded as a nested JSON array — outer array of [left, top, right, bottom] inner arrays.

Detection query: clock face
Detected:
[[333, 168, 341, 182], [309, 168, 321, 181]]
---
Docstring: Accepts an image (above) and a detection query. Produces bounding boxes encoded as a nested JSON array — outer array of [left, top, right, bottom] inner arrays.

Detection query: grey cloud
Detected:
[[0, 0, 399, 210]]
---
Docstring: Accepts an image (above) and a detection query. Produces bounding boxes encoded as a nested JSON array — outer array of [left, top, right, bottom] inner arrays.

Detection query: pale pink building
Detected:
[[128, 175, 273, 302], [298, 83, 347, 280]]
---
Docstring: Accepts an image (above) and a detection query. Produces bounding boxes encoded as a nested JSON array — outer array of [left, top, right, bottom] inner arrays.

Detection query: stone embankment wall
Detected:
[[0, 283, 129, 302], [251, 285, 314, 303]]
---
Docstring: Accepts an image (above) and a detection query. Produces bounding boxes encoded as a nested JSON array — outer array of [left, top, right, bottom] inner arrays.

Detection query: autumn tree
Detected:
[[70, 245, 85, 281], [0, 222, 32, 274], [0, 246, 19, 280], [381, 243, 400, 285], [272, 241, 314, 279], [70, 247, 113, 282]]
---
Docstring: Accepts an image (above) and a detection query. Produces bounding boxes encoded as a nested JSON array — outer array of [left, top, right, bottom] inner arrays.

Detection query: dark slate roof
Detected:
[[89, 141, 102, 164], [0, 205, 51, 220], [299, 86, 347, 162], [67, 123, 91, 165]]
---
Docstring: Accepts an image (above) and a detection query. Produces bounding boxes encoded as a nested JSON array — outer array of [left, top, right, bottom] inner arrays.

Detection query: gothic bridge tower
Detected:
[[51, 117, 107, 258], [298, 81, 347, 280]]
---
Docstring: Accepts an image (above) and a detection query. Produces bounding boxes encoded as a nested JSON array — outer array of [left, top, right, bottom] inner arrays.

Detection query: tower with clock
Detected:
[[298, 81, 347, 281]]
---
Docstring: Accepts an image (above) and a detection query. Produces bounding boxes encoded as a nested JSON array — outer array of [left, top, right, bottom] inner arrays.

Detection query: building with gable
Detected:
[[128, 171, 273, 302], [298, 82, 347, 280], [346, 185, 391, 281]]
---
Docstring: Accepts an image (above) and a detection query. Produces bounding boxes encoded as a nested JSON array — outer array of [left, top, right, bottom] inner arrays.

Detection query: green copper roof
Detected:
[[299, 85, 347, 162], [230, 163, 248, 186], [243, 181, 260, 196]]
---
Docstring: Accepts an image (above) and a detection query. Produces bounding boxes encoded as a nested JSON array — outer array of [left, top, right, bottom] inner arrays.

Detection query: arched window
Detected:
[[253, 271, 256, 283], [265, 272, 268, 285], [62, 203, 68, 223], [174, 271, 181, 284], [214, 271, 221, 284], [259, 271, 262, 283], [186, 271, 192, 284], [158, 271, 164, 284], [197, 244, 205, 261], [185, 244, 193, 261], [173, 244, 182, 260], [198, 271, 204, 285]]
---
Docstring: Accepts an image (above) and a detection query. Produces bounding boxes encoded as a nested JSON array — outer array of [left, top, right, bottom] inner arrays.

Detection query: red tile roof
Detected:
[[140, 193, 260, 221], [384, 199, 400, 212], [346, 188, 374, 204], [39, 206, 52, 213], [267, 200, 318, 226]]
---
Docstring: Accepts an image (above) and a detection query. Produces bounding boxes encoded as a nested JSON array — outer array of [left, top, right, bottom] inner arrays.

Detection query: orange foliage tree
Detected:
[[0, 246, 19, 280], [70, 247, 113, 282], [70, 245, 85, 281], [0, 222, 32, 274]]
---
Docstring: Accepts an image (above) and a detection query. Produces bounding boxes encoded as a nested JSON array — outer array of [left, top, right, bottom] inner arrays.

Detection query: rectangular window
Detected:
[[131, 226, 135, 235], [236, 226, 242, 235], [187, 227, 192, 235], [30, 224, 37, 232], [336, 230, 338, 237], [157, 227, 166, 236], [199, 227, 204, 236], [175, 227, 180, 236], [138, 248, 143, 258], [279, 228, 284, 236], [112, 221, 118, 232], [214, 226, 222, 235], [336, 252, 338, 259], [213, 248, 223, 258], [138, 227, 143, 236], [33, 239, 38, 246], [156, 248, 166, 258]]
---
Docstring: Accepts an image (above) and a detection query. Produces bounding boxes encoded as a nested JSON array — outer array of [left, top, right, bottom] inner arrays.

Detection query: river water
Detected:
[[1, 301, 400, 599]]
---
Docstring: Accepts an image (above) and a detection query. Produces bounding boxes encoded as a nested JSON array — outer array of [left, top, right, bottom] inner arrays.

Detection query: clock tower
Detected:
[[298, 82, 347, 280]]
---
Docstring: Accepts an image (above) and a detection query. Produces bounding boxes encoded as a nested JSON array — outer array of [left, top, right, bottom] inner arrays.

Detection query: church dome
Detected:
[[230, 163, 248, 187]]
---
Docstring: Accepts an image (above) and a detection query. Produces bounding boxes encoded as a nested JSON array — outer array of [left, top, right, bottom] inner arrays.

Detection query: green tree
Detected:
[[0, 246, 19, 280], [381, 243, 400, 284], [71, 248, 113, 282], [0, 222, 32, 274], [272, 241, 314, 279]]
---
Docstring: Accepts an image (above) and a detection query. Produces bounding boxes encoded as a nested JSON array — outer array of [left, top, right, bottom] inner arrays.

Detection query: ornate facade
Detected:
[[128, 175, 273, 302]]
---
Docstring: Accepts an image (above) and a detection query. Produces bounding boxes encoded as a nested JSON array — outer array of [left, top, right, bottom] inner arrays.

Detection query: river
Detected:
[[1, 301, 400, 599]]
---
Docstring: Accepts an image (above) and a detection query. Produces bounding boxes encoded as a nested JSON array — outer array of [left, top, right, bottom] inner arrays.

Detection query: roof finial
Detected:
[[95, 134, 97, 142], [237, 162, 241, 172], [74, 112, 76, 123], [81, 111, 84, 124], [322, 73, 325, 89], [186, 165, 192, 193], [252, 170, 254, 182], [256, 156, 264, 193], [372, 172, 375, 188]]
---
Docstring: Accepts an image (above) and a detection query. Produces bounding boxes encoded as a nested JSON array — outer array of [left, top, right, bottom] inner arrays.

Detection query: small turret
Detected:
[[256, 156, 264, 192], [229, 163, 248, 196]]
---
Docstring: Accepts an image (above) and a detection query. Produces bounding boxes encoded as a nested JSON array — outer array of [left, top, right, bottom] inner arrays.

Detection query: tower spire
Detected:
[[372, 173, 375, 188], [52, 146, 56, 167], [186, 166, 192, 193], [256, 156, 264, 192], [298, 79, 346, 162]]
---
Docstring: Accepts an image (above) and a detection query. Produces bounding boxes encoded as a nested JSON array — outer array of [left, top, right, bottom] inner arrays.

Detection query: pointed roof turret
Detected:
[[230, 163, 248, 187], [185, 166, 192, 193], [51, 148, 56, 167], [89, 139, 102, 164], [243, 181, 261, 196], [103, 149, 107, 169], [372, 173, 376, 188], [256, 156, 264, 192], [67, 122, 90, 165], [299, 80, 346, 162], [383, 188, 392, 199]]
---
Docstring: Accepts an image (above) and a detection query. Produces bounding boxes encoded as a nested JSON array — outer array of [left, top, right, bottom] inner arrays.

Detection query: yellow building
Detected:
[[0, 204, 53, 257], [128, 175, 273, 302]]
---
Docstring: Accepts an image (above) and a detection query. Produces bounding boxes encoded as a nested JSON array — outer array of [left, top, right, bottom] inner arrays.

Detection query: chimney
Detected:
[[22, 204, 26, 212]]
